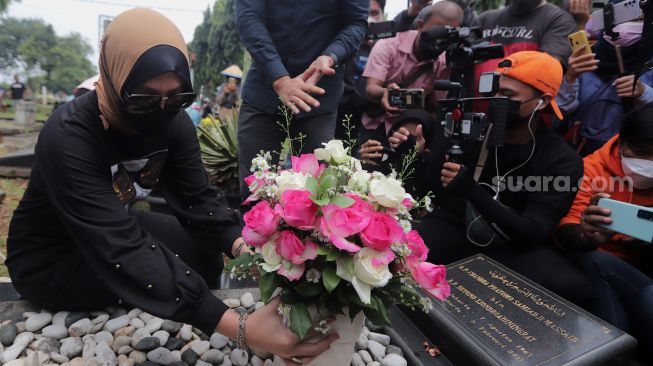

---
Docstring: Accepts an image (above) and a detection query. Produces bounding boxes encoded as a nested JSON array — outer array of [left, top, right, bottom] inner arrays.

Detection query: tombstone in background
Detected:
[[405, 254, 637, 366], [13, 101, 36, 127]]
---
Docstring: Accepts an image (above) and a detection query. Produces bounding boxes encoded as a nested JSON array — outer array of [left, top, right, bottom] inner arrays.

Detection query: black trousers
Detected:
[[16, 209, 222, 311], [414, 209, 597, 308], [237, 101, 337, 202]]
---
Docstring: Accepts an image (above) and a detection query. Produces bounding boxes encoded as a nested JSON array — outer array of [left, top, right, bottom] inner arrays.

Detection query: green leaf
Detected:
[[259, 271, 278, 303], [319, 174, 337, 193], [280, 289, 301, 304], [326, 247, 341, 262], [310, 196, 331, 206], [289, 303, 313, 340], [322, 266, 341, 293], [224, 253, 253, 272], [363, 297, 391, 327], [316, 246, 329, 256], [306, 177, 319, 195], [331, 195, 355, 208], [340, 255, 355, 275], [348, 304, 363, 321], [295, 281, 323, 297]]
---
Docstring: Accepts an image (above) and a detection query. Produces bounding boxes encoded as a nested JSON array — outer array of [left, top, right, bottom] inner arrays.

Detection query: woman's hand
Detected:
[[246, 298, 339, 365], [566, 47, 598, 83]]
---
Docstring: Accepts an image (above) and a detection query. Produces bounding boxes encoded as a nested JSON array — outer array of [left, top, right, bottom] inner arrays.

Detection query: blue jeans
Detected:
[[578, 251, 653, 356]]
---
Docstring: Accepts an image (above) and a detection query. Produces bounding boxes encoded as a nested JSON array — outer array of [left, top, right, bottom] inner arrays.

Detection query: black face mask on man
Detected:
[[489, 97, 540, 130], [418, 28, 447, 60]]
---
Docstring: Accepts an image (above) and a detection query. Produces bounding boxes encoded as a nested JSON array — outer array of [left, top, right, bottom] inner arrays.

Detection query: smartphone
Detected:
[[597, 198, 653, 243], [568, 31, 592, 55], [388, 89, 425, 109], [590, 0, 641, 31], [366, 20, 396, 41]]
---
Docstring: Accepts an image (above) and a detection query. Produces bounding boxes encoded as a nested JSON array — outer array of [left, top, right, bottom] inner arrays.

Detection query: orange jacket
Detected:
[[558, 135, 653, 261]]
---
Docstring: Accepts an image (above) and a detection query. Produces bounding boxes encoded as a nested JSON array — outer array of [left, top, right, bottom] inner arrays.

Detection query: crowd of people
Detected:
[[4, 0, 653, 363]]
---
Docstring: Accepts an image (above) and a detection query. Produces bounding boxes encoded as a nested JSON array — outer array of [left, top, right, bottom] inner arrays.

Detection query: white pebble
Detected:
[[240, 293, 255, 308], [223, 299, 240, 308], [381, 353, 407, 366], [210, 333, 229, 349], [145, 318, 164, 333], [190, 340, 210, 356], [129, 318, 145, 329], [25, 313, 52, 332], [68, 318, 92, 337], [103, 315, 130, 333], [95, 331, 114, 346], [42, 325, 68, 340], [153, 330, 169, 346]]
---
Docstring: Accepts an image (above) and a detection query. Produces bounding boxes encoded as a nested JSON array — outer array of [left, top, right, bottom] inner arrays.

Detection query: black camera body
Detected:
[[366, 21, 396, 41], [419, 26, 505, 69], [388, 89, 425, 109]]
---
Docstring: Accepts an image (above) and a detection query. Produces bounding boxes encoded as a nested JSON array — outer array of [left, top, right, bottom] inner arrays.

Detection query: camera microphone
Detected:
[[433, 80, 462, 91]]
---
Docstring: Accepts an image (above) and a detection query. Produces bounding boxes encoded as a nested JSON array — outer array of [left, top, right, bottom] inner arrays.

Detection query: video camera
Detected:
[[366, 21, 396, 41], [419, 26, 504, 69], [435, 72, 519, 164]]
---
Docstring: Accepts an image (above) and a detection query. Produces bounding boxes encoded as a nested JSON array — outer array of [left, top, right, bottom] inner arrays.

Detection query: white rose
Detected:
[[275, 171, 308, 196], [259, 241, 282, 272], [348, 170, 372, 192], [369, 176, 407, 208], [314, 140, 349, 164], [352, 248, 393, 304], [349, 157, 363, 172]]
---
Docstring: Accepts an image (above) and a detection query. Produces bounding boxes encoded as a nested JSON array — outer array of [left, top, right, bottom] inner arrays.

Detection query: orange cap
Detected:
[[496, 51, 564, 120]]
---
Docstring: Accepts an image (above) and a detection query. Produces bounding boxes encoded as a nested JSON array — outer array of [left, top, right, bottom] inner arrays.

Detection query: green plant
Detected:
[[197, 112, 239, 193]]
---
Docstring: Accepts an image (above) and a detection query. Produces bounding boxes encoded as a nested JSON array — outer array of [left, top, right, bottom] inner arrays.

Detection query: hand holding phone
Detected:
[[568, 30, 592, 55], [597, 197, 653, 243], [566, 47, 598, 83], [388, 88, 425, 109]]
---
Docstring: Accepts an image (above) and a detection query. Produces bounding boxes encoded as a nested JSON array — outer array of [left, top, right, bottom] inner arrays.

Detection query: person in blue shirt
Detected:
[[556, 22, 653, 156], [235, 0, 368, 202]]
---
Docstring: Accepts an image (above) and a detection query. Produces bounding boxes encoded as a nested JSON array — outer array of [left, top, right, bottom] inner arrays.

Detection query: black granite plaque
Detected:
[[425, 255, 636, 366]]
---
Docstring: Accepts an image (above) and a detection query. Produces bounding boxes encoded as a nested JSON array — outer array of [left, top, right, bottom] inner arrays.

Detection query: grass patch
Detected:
[[0, 178, 28, 277]]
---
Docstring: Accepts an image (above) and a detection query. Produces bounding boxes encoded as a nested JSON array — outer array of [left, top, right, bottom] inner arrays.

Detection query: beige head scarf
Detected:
[[96, 8, 189, 133]]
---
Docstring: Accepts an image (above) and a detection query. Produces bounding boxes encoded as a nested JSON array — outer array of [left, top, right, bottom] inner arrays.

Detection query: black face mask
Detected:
[[505, 95, 542, 129], [122, 107, 178, 135], [509, 0, 542, 16], [417, 34, 446, 61]]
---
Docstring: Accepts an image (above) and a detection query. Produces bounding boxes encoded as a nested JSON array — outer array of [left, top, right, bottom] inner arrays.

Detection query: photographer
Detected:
[[358, 1, 463, 152], [473, 0, 577, 76], [555, 103, 653, 360], [412, 51, 594, 305], [556, 23, 653, 156]]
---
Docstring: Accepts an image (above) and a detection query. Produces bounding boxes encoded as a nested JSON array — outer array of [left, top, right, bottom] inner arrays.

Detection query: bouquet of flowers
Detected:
[[227, 139, 450, 340]]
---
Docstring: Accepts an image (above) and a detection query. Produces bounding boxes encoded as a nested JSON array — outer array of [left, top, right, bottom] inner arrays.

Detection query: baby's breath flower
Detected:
[[306, 268, 321, 283]]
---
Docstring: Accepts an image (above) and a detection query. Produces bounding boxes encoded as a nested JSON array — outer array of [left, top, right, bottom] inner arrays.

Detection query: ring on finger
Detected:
[[291, 356, 303, 364]]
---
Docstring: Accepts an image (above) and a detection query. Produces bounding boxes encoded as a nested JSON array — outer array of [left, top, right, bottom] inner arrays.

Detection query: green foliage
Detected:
[[0, 0, 17, 14], [259, 271, 279, 303], [196, 113, 239, 194], [190, 0, 244, 93], [289, 303, 313, 340], [0, 17, 96, 93], [322, 266, 341, 293]]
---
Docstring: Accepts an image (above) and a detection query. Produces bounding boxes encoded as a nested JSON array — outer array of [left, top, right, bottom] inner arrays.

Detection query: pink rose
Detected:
[[405, 230, 428, 262], [360, 213, 404, 252], [276, 190, 318, 230], [407, 257, 450, 300], [242, 201, 279, 247], [278, 261, 305, 281], [402, 198, 413, 209], [320, 194, 374, 252], [276, 231, 319, 265], [291, 154, 325, 177]]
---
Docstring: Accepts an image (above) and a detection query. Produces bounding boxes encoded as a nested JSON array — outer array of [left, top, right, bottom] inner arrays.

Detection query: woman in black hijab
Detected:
[[7, 8, 337, 364]]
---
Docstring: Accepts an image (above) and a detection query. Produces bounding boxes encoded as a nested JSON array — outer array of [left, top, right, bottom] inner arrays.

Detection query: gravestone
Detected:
[[407, 254, 637, 366], [13, 101, 36, 127]]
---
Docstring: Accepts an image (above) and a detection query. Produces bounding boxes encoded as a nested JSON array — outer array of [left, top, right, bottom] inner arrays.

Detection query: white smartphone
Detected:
[[597, 198, 653, 244], [590, 0, 642, 31]]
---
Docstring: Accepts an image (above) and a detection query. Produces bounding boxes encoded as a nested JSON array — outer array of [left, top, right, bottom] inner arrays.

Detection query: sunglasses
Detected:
[[122, 90, 196, 114]]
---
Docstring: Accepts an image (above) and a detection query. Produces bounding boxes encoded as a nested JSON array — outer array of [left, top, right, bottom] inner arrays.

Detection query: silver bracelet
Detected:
[[236, 312, 248, 351]]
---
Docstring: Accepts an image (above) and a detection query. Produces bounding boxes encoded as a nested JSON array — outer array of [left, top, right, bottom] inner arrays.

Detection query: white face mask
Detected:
[[621, 155, 653, 189]]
